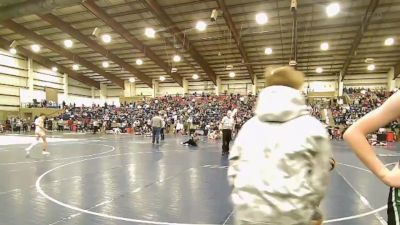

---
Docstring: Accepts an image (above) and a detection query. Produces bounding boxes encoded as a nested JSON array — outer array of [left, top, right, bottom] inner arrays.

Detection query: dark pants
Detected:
[[183, 139, 197, 146], [160, 128, 165, 140], [93, 126, 98, 134], [152, 127, 161, 144], [222, 129, 232, 154], [387, 187, 400, 225]]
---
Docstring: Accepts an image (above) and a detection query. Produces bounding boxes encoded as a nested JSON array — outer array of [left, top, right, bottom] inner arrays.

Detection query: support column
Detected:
[[63, 73, 69, 99], [124, 80, 136, 97], [152, 80, 159, 98], [338, 81, 344, 96], [387, 67, 395, 91], [27, 58, 34, 92], [100, 83, 107, 103], [215, 76, 221, 96], [337, 72, 344, 96], [182, 78, 189, 95], [252, 76, 257, 94], [91, 87, 95, 100]]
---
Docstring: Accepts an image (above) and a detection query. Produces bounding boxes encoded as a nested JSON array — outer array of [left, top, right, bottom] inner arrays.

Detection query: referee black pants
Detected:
[[222, 129, 232, 154]]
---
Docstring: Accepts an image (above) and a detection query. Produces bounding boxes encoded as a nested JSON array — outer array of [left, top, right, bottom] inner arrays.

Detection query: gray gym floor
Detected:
[[0, 134, 398, 225]]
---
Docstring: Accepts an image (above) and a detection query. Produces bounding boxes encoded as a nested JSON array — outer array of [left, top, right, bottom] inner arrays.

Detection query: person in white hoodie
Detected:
[[228, 66, 332, 225]]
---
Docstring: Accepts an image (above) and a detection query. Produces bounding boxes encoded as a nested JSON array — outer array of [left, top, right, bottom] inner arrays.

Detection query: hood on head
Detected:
[[255, 86, 309, 122]]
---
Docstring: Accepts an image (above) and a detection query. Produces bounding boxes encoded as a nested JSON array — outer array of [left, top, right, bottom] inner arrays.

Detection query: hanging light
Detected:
[[173, 55, 181, 62], [31, 44, 41, 53], [320, 42, 329, 51], [102, 61, 109, 68], [255, 12, 268, 25], [160, 76, 165, 81], [72, 64, 79, 70], [367, 64, 375, 71], [326, 3, 340, 17], [264, 47, 272, 55], [196, 21, 207, 31], [129, 77, 135, 83], [229, 71, 236, 78], [145, 28, 156, 38], [9, 40, 17, 54], [192, 74, 199, 80], [64, 39, 73, 48], [9, 48, 17, 54], [52, 66, 58, 72], [136, 59, 143, 65], [384, 37, 395, 46], [101, 34, 112, 43], [316, 67, 323, 73]]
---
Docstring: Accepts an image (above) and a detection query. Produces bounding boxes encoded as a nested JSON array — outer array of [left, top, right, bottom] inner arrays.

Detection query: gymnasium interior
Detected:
[[0, 0, 400, 225]]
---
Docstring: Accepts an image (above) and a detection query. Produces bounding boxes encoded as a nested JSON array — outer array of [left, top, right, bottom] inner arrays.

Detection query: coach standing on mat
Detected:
[[220, 108, 237, 156], [151, 112, 162, 144]]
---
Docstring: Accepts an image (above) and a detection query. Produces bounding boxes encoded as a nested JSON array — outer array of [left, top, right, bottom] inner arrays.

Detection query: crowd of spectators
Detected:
[[331, 88, 394, 126], [327, 88, 397, 141], [2, 94, 258, 137], [1, 89, 399, 143], [56, 93, 258, 137], [25, 99, 60, 108]]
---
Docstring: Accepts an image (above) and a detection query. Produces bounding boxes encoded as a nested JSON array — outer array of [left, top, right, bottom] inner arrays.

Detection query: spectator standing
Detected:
[[151, 112, 162, 144]]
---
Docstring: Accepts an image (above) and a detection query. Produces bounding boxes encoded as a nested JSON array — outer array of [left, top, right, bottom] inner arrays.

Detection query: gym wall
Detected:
[[0, 49, 92, 111]]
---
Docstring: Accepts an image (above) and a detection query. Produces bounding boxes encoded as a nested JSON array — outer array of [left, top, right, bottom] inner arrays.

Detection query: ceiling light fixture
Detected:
[[159, 76, 165, 81], [52, 66, 58, 72], [129, 77, 135, 83], [326, 3, 340, 17], [365, 58, 374, 64], [316, 67, 323, 73], [264, 47, 272, 55], [72, 64, 79, 70], [9, 40, 17, 54], [196, 21, 207, 31], [101, 34, 112, 43], [384, 37, 394, 46], [173, 55, 181, 62], [320, 42, 329, 51], [9, 48, 17, 54], [229, 71, 236, 78], [91, 27, 100, 37], [367, 64, 375, 71], [145, 28, 156, 38], [226, 64, 233, 70], [255, 12, 268, 25], [192, 74, 199, 80], [102, 61, 109, 68], [64, 39, 73, 48], [31, 44, 41, 53], [136, 59, 143, 65]]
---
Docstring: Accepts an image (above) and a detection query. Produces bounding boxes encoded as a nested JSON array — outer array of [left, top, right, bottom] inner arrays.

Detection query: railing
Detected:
[[20, 102, 62, 109]]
